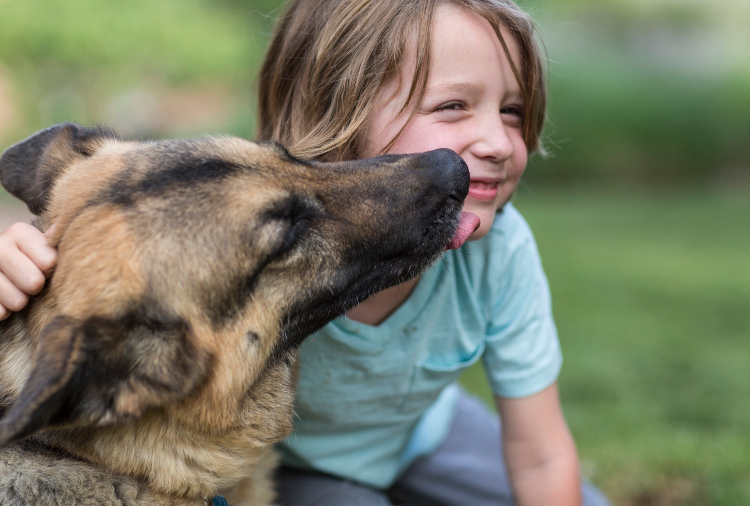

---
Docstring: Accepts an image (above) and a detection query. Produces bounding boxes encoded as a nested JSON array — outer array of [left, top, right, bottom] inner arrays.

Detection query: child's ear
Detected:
[[0, 123, 119, 215], [0, 311, 210, 446]]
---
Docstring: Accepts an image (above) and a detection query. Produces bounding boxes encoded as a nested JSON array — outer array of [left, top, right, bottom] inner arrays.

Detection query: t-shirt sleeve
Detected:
[[481, 206, 563, 398]]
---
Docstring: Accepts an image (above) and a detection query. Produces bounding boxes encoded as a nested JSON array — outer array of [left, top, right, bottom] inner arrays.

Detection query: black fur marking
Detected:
[[267, 285, 351, 365], [38, 310, 193, 428], [0, 123, 119, 215], [96, 157, 245, 208], [74, 302, 201, 404], [204, 196, 319, 328], [204, 258, 268, 329], [0, 315, 81, 444], [245, 331, 259, 344], [0, 302, 207, 445], [266, 231, 450, 364], [68, 124, 119, 156], [137, 158, 238, 192]]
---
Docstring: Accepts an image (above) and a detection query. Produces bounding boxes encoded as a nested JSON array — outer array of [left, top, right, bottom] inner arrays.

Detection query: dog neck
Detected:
[[32, 358, 296, 501]]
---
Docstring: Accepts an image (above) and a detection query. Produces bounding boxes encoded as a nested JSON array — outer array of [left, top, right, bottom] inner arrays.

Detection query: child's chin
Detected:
[[463, 208, 496, 242], [466, 224, 490, 242]]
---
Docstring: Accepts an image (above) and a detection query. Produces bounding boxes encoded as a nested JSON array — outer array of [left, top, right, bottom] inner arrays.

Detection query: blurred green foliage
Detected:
[[0, 0, 264, 83], [0, 0, 265, 142], [534, 61, 750, 185], [516, 0, 750, 187], [1, 0, 748, 187], [0, 0, 750, 186]]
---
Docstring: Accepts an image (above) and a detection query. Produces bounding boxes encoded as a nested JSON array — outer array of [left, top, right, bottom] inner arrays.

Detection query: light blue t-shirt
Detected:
[[279, 203, 562, 488]]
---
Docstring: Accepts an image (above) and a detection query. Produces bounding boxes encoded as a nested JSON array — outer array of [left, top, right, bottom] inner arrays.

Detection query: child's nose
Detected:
[[472, 115, 514, 163]]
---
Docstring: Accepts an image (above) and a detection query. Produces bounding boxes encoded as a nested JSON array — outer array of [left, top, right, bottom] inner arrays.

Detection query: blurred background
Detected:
[[0, 0, 748, 504]]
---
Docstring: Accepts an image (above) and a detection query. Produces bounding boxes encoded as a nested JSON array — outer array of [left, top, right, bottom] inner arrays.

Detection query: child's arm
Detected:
[[496, 382, 582, 506], [0, 222, 57, 320]]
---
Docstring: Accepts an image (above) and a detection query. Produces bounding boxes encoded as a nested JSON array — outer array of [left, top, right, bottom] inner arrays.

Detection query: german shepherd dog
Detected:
[[0, 123, 473, 505]]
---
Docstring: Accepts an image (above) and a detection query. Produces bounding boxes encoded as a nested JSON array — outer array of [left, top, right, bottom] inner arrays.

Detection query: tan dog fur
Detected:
[[0, 123, 468, 505]]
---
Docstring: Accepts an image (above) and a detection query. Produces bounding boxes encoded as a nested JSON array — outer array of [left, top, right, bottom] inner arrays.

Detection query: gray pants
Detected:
[[276, 391, 611, 506]]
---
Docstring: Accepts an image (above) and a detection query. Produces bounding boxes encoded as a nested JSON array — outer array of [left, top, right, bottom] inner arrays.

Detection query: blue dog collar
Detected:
[[213, 496, 231, 506]]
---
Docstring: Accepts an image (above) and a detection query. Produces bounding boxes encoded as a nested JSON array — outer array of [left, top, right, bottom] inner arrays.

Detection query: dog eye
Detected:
[[272, 198, 316, 257], [278, 214, 309, 255]]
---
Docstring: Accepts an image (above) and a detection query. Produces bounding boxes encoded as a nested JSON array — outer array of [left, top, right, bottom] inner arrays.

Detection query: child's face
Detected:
[[362, 3, 528, 241]]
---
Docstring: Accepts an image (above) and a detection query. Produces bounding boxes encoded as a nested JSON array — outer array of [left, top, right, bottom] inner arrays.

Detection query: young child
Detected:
[[0, 0, 611, 504]]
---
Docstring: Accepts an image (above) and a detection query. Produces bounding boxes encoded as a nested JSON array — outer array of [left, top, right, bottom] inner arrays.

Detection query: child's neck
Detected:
[[346, 277, 420, 326]]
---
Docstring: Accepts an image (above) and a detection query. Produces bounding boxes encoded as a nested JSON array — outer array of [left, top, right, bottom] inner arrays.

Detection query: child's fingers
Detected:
[[0, 223, 52, 295], [0, 245, 47, 296], [8, 222, 57, 276], [21, 223, 58, 276], [0, 270, 29, 314]]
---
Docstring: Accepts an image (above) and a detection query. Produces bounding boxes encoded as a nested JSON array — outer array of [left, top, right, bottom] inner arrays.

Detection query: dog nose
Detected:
[[410, 149, 470, 202]]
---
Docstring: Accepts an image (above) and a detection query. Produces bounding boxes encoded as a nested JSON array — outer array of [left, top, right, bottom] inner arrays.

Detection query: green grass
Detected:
[[461, 186, 750, 505]]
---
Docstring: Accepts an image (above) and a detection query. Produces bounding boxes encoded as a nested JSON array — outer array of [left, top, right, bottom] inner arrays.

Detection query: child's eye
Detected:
[[434, 101, 465, 112], [500, 105, 525, 127]]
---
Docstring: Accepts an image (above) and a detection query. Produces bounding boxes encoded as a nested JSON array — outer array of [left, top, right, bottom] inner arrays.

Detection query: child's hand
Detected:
[[0, 222, 57, 320]]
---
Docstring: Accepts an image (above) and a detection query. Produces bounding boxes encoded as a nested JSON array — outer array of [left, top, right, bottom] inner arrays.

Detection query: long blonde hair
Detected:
[[258, 0, 547, 161]]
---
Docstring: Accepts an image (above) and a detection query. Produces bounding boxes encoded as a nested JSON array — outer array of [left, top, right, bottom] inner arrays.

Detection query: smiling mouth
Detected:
[[468, 181, 499, 202]]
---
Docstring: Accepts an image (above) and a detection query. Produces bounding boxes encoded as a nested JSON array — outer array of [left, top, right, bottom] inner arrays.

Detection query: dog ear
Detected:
[[0, 123, 119, 215], [0, 310, 210, 445]]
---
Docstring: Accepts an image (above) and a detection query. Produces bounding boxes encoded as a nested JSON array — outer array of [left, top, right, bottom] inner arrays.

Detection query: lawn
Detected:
[[461, 186, 750, 505]]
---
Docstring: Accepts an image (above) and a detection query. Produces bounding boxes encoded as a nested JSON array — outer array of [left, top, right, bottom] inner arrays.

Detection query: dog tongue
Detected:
[[446, 212, 481, 250]]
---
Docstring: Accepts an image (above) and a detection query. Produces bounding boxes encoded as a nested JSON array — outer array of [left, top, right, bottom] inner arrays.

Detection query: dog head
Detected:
[[0, 123, 470, 446]]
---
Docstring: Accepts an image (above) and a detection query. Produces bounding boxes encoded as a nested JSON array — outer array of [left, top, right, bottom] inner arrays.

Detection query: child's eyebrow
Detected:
[[426, 81, 525, 102], [427, 82, 477, 95]]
